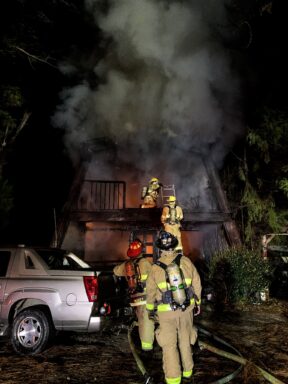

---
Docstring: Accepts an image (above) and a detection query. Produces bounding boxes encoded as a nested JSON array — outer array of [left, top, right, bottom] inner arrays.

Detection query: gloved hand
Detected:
[[193, 305, 201, 317]]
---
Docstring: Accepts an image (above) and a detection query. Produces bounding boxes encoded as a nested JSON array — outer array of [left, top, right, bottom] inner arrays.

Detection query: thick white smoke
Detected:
[[52, 0, 244, 208]]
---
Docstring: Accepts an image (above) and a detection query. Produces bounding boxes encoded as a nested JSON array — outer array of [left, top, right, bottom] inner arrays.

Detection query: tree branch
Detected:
[[14, 46, 58, 69], [13, 111, 32, 142]]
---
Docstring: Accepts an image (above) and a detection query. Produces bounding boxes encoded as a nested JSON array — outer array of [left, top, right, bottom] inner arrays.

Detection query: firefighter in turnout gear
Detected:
[[113, 239, 155, 351], [141, 177, 162, 208], [146, 231, 202, 384], [161, 196, 184, 251]]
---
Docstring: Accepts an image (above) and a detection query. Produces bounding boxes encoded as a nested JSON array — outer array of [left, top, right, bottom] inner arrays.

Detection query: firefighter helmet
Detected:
[[168, 196, 176, 203], [150, 177, 159, 184], [127, 239, 143, 258], [155, 231, 178, 250]]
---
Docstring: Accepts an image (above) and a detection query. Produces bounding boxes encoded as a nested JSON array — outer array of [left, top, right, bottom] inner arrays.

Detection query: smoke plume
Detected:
[[52, 0, 244, 207]]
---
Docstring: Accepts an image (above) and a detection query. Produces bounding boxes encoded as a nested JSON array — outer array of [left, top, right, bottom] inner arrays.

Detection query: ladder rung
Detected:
[[160, 184, 176, 205]]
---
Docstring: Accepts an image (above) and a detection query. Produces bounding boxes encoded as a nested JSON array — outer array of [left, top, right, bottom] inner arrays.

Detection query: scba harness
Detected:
[[125, 257, 145, 293], [125, 256, 149, 307], [164, 205, 181, 225], [156, 253, 195, 311]]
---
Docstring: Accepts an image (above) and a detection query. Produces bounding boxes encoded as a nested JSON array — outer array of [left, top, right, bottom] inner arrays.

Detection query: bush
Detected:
[[208, 247, 273, 304]]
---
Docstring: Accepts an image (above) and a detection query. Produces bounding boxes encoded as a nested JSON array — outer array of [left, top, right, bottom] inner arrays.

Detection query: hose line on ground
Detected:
[[196, 325, 243, 384], [128, 322, 285, 384], [128, 321, 154, 384], [128, 321, 242, 384], [197, 326, 285, 384]]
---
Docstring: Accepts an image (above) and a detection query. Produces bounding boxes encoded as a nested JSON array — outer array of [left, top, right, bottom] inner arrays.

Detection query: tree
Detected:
[[0, 84, 31, 230], [222, 107, 288, 246], [0, 0, 96, 235]]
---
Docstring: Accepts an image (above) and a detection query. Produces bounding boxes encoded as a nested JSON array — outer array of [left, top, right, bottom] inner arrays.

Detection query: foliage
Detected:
[[239, 175, 286, 244], [0, 0, 99, 156], [0, 86, 25, 151], [278, 178, 288, 199], [208, 246, 273, 304], [0, 84, 28, 230], [0, 0, 99, 237], [221, 106, 288, 245]]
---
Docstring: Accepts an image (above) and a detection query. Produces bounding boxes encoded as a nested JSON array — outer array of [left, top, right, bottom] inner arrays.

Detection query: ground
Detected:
[[0, 300, 287, 384]]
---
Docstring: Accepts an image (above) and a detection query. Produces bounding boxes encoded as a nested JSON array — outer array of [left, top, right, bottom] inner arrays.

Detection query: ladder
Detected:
[[161, 184, 176, 205]]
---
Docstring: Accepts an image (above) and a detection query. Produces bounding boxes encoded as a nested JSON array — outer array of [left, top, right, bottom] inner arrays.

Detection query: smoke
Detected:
[[52, 0, 244, 207]]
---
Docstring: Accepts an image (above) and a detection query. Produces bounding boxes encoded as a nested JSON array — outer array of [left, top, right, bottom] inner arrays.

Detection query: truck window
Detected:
[[0, 251, 11, 277], [37, 249, 92, 271], [25, 255, 35, 269]]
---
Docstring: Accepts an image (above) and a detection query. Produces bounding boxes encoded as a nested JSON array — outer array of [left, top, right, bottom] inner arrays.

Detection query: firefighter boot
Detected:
[[182, 377, 194, 384]]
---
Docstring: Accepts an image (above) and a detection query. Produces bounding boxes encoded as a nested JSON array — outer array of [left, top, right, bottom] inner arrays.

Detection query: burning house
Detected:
[[51, 0, 244, 267], [52, 138, 241, 267]]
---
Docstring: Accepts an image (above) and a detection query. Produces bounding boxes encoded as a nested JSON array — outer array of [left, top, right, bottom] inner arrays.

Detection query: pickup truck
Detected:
[[0, 245, 126, 355]]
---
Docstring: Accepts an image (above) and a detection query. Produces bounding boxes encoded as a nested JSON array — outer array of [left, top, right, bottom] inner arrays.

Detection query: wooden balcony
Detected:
[[55, 178, 241, 248], [70, 207, 232, 230]]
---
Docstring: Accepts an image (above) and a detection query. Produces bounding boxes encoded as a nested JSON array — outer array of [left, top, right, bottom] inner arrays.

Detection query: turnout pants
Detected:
[[135, 304, 155, 351], [156, 308, 195, 383]]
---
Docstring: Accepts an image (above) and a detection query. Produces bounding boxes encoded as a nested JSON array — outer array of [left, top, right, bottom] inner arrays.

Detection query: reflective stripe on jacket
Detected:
[[146, 250, 202, 312]]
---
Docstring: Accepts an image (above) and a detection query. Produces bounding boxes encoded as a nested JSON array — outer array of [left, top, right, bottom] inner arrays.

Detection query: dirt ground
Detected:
[[0, 299, 287, 384]]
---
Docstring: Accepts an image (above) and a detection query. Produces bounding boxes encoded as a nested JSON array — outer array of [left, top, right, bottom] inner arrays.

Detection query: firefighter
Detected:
[[113, 239, 155, 352], [161, 196, 183, 251], [146, 231, 202, 384], [141, 177, 162, 208]]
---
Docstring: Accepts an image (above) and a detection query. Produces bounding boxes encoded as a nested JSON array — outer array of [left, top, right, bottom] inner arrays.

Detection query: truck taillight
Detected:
[[83, 276, 98, 302]]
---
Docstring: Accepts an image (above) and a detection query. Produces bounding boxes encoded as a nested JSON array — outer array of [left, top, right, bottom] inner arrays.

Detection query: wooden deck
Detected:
[[69, 208, 232, 230]]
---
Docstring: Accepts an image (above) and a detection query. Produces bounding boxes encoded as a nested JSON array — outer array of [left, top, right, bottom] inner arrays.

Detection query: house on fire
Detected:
[[52, 139, 241, 267]]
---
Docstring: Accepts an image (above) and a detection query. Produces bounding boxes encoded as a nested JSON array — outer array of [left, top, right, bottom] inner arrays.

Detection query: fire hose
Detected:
[[197, 326, 285, 384], [128, 321, 285, 384], [127, 321, 154, 384]]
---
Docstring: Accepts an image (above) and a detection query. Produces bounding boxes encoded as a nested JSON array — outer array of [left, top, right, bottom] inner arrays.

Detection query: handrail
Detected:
[[77, 180, 126, 210]]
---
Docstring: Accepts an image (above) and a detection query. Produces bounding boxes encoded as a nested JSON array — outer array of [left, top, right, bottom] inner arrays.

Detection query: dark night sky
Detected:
[[3, 99, 74, 245], [1, 60, 75, 245], [1, 0, 288, 246]]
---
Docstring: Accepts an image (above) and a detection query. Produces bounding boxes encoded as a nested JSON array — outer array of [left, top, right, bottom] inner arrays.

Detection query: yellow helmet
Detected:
[[168, 196, 176, 202], [150, 177, 159, 184]]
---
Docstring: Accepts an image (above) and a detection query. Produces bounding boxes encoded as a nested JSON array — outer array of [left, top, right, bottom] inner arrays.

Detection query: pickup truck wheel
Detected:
[[11, 309, 51, 355]]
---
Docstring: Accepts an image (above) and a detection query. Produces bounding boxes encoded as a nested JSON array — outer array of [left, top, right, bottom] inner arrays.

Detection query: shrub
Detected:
[[208, 246, 273, 304]]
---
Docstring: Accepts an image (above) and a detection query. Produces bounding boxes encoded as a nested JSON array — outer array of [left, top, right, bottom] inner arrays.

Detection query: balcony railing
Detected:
[[76, 180, 126, 210]]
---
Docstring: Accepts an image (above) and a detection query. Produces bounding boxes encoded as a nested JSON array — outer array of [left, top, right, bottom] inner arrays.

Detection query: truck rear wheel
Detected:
[[11, 309, 51, 355]]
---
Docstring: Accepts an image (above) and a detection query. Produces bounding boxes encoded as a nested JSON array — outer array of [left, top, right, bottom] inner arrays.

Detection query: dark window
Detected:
[[37, 249, 92, 271], [25, 255, 35, 269], [0, 251, 11, 277]]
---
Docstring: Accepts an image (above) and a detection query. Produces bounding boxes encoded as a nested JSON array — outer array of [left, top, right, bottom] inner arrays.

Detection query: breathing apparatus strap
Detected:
[[155, 253, 191, 311], [165, 205, 180, 224], [126, 256, 145, 295], [155, 252, 182, 271]]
